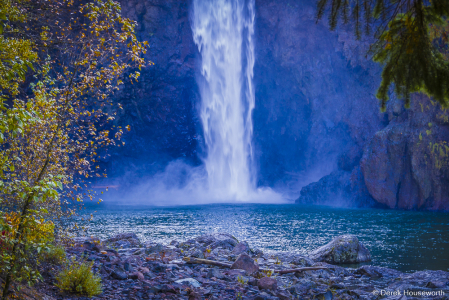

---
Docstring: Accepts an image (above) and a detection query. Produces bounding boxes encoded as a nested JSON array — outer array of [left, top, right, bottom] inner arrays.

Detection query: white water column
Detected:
[[191, 0, 256, 200]]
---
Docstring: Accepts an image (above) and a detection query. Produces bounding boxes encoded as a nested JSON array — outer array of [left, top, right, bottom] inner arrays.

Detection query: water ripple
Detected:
[[78, 204, 449, 272]]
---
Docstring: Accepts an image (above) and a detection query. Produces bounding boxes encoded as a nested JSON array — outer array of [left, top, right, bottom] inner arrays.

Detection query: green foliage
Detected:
[[237, 275, 247, 285], [40, 245, 67, 265], [0, 0, 36, 99], [317, 0, 449, 110], [416, 102, 449, 171], [0, 0, 148, 298], [55, 258, 102, 297], [429, 141, 449, 170]]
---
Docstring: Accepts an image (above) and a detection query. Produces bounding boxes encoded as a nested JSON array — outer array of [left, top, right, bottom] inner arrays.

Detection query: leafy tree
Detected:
[[0, 0, 148, 298], [316, 0, 449, 111]]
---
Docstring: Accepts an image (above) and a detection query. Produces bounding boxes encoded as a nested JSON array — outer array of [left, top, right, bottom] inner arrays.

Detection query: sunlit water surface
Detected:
[[78, 204, 449, 273]]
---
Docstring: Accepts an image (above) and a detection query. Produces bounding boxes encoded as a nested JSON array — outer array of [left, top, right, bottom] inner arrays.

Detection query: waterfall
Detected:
[[192, 0, 256, 200]]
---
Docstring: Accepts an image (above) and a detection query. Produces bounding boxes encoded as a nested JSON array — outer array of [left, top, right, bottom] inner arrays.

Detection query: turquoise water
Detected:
[[79, 204, 449, 273]]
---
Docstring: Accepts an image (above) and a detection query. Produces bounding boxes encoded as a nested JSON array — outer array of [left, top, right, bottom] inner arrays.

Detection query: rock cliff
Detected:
[[360, 94, 449, 210]]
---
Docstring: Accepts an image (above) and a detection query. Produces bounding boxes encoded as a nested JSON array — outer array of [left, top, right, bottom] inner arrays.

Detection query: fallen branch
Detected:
[[183, 257, 232, 268], [182, 257, 328, 274], [273, 267, 328, 274]]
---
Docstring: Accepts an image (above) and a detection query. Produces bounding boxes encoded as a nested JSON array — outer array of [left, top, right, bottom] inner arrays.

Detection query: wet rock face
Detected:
[[106, 0, 200, 176], [309, 235, 371, 264], [361, 94, 449, 210], [296, 168, 376, 207], [253, 0, 384, 186]]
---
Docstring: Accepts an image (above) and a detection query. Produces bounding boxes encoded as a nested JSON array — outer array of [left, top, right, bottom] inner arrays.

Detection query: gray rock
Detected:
[[195, 233, 238, 246], [87, 255, 99, 261], [145, 243, 165, 254], [124, 262, 134, 272], [209, 238, 238, 250], [111, 267, 128, 280], [355, 265, 402, 279], [258, 277, 278, 290], [276, 290, 294, 300], [206, 268, 224, 279], [231, 253, 259, 275], [224, 269, 247, 276], [191, 249, 205, 259], [316, 291, 333, 300], [289, 279, 317, 295], [113, 240, 133, 249], [107, 232, 139, 242], [360, 94, 449, 211], [175, 278, 201, 288], [253, 292, 279, 300], [426, 280, 446, 288], [152, 262, 180, 272], [128, 271, 144, 280], [396, 270, 449, 289], [309, 235, 371, 264], [232, 241, 250, 255]]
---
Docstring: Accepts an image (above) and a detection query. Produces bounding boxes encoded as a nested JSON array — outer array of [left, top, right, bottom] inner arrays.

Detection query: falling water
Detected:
[[192, 0, 256, 200], [106, 0, 283, 205]]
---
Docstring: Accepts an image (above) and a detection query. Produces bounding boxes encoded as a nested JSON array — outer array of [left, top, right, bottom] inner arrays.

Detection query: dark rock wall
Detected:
[[109, 0, 200, 177], [254, 0, 385, 188], [107, 0, 448, 210], [361, 94, 449, 210]]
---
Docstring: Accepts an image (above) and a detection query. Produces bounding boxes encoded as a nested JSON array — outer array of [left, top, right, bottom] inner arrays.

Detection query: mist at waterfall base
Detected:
[[100, 0, 286, 205]]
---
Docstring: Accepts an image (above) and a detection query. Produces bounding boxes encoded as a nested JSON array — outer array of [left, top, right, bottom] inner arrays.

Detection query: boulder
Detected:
[[146, 243, 165, 254], [309, 235, 371, 264], [195, 233, 239, 247], [232, 241, 250, 255], [106, 232, 139, 243], [360, 94, 449, 211], [230, 253, 259, 275], [289, 279, 317, 295], [128, 271, 144, 280], [209, 238, 238, 250], [111, 267, 128, 280], [190, 248, 205, 259], [258, 277, 278, 290], [106, 232, 140, 248]]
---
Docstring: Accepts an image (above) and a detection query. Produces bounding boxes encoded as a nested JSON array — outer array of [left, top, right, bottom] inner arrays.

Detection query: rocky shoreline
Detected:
[[31, 233, 449, 300]]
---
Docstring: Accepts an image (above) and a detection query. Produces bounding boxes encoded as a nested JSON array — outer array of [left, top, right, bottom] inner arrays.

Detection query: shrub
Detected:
[[55, 258, 102, 297], [41, 245, 67, 265]]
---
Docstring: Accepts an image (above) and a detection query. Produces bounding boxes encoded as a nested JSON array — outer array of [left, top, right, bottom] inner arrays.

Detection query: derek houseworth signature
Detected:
[[372, 290, 446, 297]]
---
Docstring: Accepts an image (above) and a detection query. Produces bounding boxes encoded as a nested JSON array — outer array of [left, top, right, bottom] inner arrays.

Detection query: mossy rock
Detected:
[[308, 235, 371, 264]]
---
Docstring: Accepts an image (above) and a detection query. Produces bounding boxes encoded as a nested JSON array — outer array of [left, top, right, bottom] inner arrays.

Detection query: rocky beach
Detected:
[[26, 233, 449, 300]]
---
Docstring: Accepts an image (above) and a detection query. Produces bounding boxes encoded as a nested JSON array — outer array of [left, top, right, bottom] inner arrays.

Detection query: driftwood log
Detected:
[[182, 257, 328, 274], [183, 257, 232, 268]]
